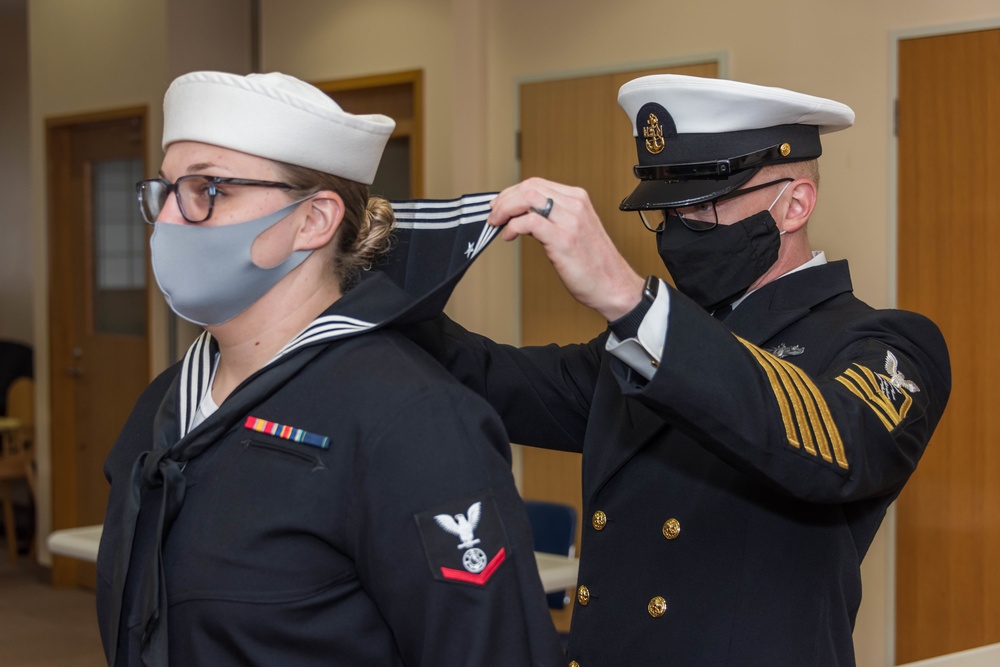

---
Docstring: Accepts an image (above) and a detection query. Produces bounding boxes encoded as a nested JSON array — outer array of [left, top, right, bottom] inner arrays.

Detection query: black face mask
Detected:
[[657, 210, 781, 313]]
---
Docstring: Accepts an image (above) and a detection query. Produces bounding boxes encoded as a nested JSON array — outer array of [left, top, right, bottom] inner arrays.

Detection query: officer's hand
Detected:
[[487, 177, 644, 321]]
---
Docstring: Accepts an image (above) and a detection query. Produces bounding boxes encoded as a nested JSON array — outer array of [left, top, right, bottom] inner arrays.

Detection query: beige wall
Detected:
[[0, 1, 31, 344], [19, 1, 1000, 665], [167, 0, 252, 79]]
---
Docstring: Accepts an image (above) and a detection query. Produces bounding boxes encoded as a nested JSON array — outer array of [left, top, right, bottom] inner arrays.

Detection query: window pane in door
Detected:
[[91, 158, 146, 336]]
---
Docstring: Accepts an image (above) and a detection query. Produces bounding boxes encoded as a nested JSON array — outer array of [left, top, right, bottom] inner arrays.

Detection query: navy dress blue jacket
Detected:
[[97, 316, 563, 667], [406, 260, 951, 666]]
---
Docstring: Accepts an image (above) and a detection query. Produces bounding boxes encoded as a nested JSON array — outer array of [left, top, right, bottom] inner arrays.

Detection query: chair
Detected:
[[524, 500, 577, 609], [0, 376, 35, 562], [0, 341, 32, 416]]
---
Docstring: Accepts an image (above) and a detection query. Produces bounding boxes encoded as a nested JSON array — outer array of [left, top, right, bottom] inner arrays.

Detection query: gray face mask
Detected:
[[150, 197, 313, 326]]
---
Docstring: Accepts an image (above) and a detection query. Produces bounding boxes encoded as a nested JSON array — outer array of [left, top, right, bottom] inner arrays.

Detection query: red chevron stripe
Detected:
[[439, 548, 506, 585]]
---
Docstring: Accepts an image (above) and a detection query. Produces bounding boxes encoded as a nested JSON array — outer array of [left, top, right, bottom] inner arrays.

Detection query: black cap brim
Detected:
[[619, 168, 757, 211]]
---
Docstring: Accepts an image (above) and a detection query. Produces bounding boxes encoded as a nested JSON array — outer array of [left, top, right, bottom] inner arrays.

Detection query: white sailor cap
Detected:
[[617, 74, 854, 210], [163, 71, 396, 185]]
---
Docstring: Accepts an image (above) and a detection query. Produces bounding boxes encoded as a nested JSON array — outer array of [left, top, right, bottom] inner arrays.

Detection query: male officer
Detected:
[[407, 75, 951, 666]]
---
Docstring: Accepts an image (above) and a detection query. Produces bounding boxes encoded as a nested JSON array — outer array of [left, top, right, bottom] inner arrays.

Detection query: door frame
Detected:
[[889, 17, 1000, 666], [44, 106, 149, 585]]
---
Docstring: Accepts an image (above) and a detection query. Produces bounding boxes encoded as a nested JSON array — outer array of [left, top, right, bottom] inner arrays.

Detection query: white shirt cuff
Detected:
[[605, 279, 670, 381]]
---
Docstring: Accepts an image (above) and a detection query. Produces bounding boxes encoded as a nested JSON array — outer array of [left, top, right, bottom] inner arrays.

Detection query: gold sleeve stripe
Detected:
[[738, 337, 849, 470], [834, 365, 912, 430], [741, 344, 800, 449], [755, 350, 819, 457], [776, 358, 833, 461], [854, 364, 913, 423], [767, 354, 847, 469], [835, 373, 895, 431], [781, 359, 849, 467], [837, 369, 895, 428]]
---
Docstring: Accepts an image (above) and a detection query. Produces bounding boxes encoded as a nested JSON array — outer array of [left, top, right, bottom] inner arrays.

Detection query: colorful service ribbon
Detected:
[[243, 416, 330, 449]]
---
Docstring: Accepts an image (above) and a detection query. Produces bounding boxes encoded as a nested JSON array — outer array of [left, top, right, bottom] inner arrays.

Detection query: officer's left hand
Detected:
[[488, 177, 644, 321]]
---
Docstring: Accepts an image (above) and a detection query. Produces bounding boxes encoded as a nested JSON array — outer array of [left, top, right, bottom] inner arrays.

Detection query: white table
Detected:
[[48, 525, 580, 594], [897, 643, 1000, 667], [47, 524, 103, 562], [533, 551, 580, 593]]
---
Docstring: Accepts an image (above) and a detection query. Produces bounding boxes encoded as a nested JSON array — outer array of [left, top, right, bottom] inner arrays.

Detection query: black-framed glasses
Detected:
[[136, 175, 295, 225], [638, 177, 794, 233]]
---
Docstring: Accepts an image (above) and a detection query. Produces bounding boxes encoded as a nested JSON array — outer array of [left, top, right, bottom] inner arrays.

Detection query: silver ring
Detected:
[[530, 197, 554, 219]]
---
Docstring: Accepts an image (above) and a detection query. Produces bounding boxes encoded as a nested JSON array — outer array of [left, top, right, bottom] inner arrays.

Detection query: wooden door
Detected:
[[47, 110, 151, 588], [518, 61, 718, 630], [317, 70, 424, 199], [896, 28, 1000, 663]]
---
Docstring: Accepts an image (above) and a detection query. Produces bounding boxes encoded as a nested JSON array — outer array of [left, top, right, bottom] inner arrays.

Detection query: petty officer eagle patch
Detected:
[[415, 492, 509, 586]]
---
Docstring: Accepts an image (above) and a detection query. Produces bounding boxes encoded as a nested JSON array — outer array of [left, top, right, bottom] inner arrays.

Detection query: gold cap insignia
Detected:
[[643, 113, 665, 155]]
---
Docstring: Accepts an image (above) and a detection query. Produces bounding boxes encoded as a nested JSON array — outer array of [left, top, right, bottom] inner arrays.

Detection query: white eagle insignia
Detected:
[[434, 502, 482, 549], [879, 351, 920, 399]]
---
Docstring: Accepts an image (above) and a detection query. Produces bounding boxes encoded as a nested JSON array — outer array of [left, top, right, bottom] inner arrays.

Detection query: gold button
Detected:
[[780, 142, 791, 156], [662, 517, 681, 540], [592, 510, 607, 531], [569, 662, 581, 667], [577, 585, 591, 606], [648, 596, 667, 618]]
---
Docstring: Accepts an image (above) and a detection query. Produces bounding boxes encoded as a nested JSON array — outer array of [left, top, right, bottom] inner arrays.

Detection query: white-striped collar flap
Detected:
[[176, 313, 377, 437]]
